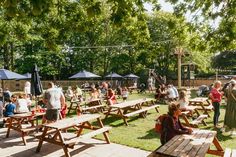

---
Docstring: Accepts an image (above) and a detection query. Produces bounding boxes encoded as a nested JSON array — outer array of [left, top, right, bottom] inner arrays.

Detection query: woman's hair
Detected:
[[214, 81, 222, 88], [168, 102, 180, 116], [179, 90, 186, 100]]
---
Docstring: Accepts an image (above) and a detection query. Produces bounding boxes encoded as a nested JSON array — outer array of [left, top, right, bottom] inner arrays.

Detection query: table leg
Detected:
[[207, 137, 224, 156], [6, 118, 12, 138], [105, 107, 112, 119], [200, 103, 210, 117], [63, 146, 71, 157], [21, 132, 27, 145], [36, 127, 48, 153], [97, 118, 110, 144]]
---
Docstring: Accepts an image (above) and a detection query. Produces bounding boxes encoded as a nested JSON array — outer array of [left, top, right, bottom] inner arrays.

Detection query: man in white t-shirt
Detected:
[[167, 84, 175, 101], [44, 82, 65, 122]]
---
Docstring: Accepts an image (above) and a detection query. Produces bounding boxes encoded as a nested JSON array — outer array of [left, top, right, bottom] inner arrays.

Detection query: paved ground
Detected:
[[0, 128, 150, 157]]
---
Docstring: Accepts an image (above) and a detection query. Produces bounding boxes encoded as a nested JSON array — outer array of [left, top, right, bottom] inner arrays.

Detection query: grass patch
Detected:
[[87, 92, 236, 156]]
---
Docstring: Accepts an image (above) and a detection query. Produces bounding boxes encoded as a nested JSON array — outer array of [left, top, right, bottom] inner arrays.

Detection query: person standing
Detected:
[[224, 80, 236, 134], [43, 82, 65, 123], [209, 81, 223, 129], [24, 81, 31, 99]]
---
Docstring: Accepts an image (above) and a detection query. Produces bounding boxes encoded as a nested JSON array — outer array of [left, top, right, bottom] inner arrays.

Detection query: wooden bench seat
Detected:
[[224, 148, 236, 157], [190, 114, 208, 127], [124, 105, 159, 117], [81, 104, 105, 112], [64, 126, 112, 148]]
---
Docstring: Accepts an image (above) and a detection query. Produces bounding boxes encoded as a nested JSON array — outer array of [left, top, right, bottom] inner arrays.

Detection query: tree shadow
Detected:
[[138, 129, 160, 140]]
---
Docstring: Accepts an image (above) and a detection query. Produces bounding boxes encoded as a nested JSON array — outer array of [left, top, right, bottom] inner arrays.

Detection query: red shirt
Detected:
[[210, 88, 222, 102]]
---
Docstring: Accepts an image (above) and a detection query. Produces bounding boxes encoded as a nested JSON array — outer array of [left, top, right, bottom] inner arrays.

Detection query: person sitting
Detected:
[[139, 83, 146, 93], [3, 95, 17, 117], [178, 90, 194, 115], [107, 88, 117, 105], [166, 84, 175, 102], [89, 87, 99, 100], [3, 88, 12, 102], [15, 94, 30, 113], [155, 84, 167, 102], [65, 86, 74, 100], [160, 102, 192, 145], [116, 86, 123, 98], [122, 87, 129, 101]]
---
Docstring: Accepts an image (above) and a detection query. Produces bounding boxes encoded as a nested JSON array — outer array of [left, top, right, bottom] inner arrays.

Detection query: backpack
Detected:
[[155, 114, 168, 133]]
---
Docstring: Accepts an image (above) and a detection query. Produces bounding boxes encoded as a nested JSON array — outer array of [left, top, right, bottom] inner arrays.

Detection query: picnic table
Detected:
[[36, 114, 111, 157], [105, 98, 159, 125], [6, 112, 45, 145], [180, 107, 208, 128], [148, 129, 224, 157], [189, 97, 213, 117], [81, 98, 105, 113]]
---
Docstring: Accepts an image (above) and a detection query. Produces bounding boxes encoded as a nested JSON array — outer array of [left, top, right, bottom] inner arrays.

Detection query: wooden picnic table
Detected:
[[148, 129, 224, 157], [105, 98, 159, 125], [180, 108, 208, 128], [36, 114, 111, 157], [68, 98, 104, 114], [189, 97, 213, 117], [81, 98, 105, 113], [6, 112, 45, 145]]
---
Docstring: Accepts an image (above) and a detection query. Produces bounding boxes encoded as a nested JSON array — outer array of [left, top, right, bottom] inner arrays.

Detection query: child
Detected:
[[178, 90, 194, 115], [122, 87, 129, 101], [4, 95, 17, 117], [60, 103, 68, 119]]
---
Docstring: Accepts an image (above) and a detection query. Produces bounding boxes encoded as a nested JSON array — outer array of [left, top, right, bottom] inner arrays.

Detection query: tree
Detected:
[[166, 0, 236, 51]]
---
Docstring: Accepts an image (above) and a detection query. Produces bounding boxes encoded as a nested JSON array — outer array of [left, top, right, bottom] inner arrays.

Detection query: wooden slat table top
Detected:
[[43, 114, 100, 130], [9, 112, 45, 118], [189, 97, 208, 103], [156, 129, 217, 157], [111, 98, 154, 109]]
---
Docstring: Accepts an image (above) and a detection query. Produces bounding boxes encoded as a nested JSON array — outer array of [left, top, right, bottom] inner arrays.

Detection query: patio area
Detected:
[[0, 127, 150, 157]]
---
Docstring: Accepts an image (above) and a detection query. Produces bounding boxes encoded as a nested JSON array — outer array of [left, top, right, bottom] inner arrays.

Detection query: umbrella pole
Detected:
[[2, 80, 4, 105], [35, 95, 39, 132]]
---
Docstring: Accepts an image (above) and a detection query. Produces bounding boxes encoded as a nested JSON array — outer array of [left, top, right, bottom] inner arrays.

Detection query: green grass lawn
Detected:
[[82, 92, 236, 156]]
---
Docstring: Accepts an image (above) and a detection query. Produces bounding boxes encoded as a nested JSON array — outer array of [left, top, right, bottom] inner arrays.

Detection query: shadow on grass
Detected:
[[138, 129, 160, 140], [102, 116, 141, 127]]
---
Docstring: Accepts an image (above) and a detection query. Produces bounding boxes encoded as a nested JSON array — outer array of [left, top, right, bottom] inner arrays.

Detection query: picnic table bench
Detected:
[[67, 98, 82, 114], [224, 148, 236, 157], [105, 98, 159, 125], [148, 129, 224, 157], [81, 99, 105, 113], [6, 112, 45, 145], [36, 114, 111, 157], [189, 97, 213, 117], [180, 108, 208, 128]]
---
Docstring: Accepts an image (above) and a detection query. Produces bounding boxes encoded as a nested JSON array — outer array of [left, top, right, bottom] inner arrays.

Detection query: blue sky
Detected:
[[144, 0, 173, 13], [144, 1, 220, 28]]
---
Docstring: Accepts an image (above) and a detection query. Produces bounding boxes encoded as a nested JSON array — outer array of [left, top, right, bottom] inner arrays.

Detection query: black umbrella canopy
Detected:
[[0, 69, 26, 80], [69, 70, 101, 79], [31, 64, 43, 96], [105, 72, 123, 79], [124, 73, 139, 79], [23, 72, 32, 79], [0, 69, 26, 90]]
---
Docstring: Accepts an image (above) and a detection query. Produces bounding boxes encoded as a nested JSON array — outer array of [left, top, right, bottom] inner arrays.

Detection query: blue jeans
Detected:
[[213, 102, 220, 126]]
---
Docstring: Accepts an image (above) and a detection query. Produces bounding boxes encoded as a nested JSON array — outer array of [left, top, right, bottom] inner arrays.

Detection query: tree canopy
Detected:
[[0, 0, 234, 80]]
